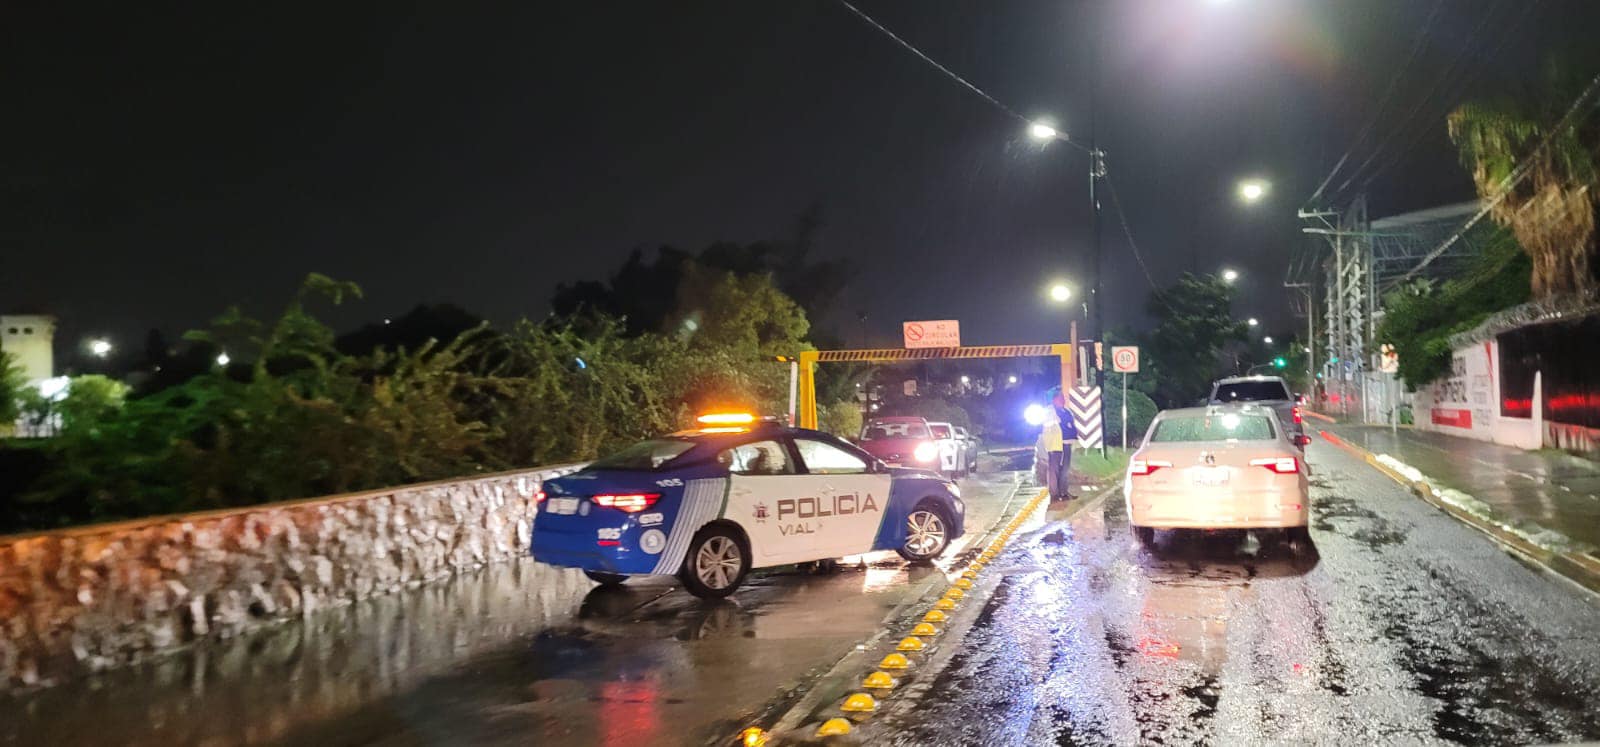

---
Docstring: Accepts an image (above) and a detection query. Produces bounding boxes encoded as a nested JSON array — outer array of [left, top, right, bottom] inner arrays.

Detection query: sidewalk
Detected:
[[1324, 423, 1600, 554]]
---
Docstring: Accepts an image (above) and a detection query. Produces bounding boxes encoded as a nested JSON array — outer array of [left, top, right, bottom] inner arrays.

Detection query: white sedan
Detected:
[[1125, 404, 1311, 546]]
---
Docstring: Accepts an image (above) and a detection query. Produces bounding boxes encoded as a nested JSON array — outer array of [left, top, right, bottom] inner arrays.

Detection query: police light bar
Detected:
[[697, 412, 757, 425]]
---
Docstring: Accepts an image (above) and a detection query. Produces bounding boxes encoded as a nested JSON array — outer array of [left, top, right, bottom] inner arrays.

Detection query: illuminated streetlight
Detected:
[[1247, 318, 1259, 327], [216, 352, 231, 367], [960, 375, 971, 385], [1237, 179, 1269, 203], [87, 338, 112, 358], [1221, 268, 1239, 283], [1029, 122, 1060, 141], [1263, 336, 1273, 344], [1048, 283, 1072, 303], [1008, 375, 1018, 384]]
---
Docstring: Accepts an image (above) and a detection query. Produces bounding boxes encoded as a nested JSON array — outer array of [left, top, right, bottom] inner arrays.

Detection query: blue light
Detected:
[[575, 357, 587, 370]]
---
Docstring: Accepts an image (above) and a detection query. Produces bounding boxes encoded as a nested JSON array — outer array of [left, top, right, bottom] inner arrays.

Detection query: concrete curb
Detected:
[[1319, 429, 1600, 596]]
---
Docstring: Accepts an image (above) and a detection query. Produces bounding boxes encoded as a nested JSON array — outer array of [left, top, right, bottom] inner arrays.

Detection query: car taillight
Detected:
[[1250, 457, 1299, 474], [534, 490, 546, 504], [591, 493, 662, 512], [1130, 459, 1172, 476], [913, 442, 938, 462], [1292, 406, 1302, 424]]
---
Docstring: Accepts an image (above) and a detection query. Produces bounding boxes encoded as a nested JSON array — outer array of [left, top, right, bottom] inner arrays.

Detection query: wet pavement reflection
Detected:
[[1, 472, 1027, 747], [880, 441, 1600, 745]]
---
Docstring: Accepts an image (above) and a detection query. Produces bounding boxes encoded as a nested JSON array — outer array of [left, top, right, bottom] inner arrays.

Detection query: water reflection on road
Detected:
[[3, 472, 1025, 747]]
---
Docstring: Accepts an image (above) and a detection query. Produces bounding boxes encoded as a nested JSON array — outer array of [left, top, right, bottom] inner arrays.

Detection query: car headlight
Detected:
[[913, 442, 938, 463]]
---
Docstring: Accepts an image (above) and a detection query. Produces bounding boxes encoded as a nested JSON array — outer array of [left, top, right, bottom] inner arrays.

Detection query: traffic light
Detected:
[[1272, 357, 1287, 369]]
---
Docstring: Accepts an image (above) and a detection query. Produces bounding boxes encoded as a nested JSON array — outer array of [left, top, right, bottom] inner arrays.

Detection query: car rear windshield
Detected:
[[929, 424, 953, 439], [1150, 414, 1276, 442], [588, 439, 696, 470], [1212, 381, 1292, 402], [862, 422, 929, 440]]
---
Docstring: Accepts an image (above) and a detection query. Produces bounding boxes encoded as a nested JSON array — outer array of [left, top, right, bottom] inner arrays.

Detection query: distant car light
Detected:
[[913, 442, 938, 463], [1023, 404, 1049, 426]]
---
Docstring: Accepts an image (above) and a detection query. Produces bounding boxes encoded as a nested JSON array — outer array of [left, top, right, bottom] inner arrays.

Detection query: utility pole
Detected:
[[1089, 0, 1107, 458], [1285, 282, 1314, 398]]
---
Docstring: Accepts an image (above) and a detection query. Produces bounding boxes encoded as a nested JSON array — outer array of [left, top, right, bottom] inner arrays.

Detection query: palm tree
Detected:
[[1448, 62, 1600, 298]]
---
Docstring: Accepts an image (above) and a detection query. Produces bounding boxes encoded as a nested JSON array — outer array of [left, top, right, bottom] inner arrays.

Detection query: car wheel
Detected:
[[1132, 525, 1156, 547], [583, 570, 629, 586], [896, 501, 951, 563], [678, 525, 750, 599], [1285, 526, 1311, 546]]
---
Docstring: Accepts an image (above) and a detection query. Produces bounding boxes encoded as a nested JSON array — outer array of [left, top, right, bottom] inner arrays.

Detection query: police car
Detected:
[[532, 413, 966, 598]]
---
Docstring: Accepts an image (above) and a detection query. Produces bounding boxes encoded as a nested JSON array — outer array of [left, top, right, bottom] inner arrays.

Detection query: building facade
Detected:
[[0, 314, 56, 384]]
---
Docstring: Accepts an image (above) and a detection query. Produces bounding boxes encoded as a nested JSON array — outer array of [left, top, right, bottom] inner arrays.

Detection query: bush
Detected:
[[1103, 384, 1159, 446], [818, 401, 864, 438]]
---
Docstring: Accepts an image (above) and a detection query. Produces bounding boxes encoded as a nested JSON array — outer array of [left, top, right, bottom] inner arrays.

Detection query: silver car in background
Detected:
[[1125, 405, 1311, 547]]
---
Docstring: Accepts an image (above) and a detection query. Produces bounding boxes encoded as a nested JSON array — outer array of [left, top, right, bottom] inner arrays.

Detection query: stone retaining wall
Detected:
[[0, 465, 577, 690]]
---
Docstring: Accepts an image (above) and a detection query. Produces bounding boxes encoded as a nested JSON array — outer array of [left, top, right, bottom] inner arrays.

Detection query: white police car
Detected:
[[532, 413, 966, 598]]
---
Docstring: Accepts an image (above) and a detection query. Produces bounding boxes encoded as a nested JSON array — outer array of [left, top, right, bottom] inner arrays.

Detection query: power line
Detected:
[[1102, 171, 1158, 290], [1303, 0, 1445, 209], [834, 0, 1026, 125], [1357, 0, 1539, 190], [1334, 0, 1516, 198]]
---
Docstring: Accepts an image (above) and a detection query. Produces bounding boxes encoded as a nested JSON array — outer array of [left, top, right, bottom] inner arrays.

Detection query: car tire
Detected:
[[896, 501, 952, 563], [583, 570, 629, 586], [1285, 526, 1311, 546], [1132, 525, 1156, 547], [678, 525, 750, 599]]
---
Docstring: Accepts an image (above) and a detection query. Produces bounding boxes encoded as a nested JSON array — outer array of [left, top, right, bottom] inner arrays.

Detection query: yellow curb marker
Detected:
[[840, 692, 877, 713], [816, 718, 852, 737], [862, 671, 896, 689], [803, 488, 1050, 741]]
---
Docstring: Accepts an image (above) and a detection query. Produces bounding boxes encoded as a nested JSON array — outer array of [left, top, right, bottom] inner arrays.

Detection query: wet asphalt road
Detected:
[[1, 468, 1028, 747], [872, 441, 1600, 745]]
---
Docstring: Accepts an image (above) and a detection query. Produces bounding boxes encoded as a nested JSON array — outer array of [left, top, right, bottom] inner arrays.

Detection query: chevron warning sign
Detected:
[[1068, 386, 1103, 449]]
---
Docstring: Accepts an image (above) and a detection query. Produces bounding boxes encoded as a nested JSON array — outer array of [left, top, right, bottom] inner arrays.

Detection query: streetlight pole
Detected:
[[1088, 0, 1107, 459]]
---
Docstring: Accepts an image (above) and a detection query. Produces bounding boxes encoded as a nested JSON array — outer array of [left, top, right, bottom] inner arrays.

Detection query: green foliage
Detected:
[[1448, 54, 1600, 296], [818, 401, 864, 439], [55, 376, 129, 434], [1103, 383, 1158, 446], [1378, 232, 1532, 390], [10, 267, 845, 529], [0, 351, 24, 426], [1141, 273, 1247, 407]]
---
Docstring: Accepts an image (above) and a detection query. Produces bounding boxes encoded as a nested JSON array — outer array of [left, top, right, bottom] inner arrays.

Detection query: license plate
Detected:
[[546, 497, 580, 515], [1191, 467, 1229, 486]]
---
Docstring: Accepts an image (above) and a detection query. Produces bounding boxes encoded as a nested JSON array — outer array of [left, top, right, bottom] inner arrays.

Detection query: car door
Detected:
[[792, 436, 894, 558], [720, 437, 828, 568]]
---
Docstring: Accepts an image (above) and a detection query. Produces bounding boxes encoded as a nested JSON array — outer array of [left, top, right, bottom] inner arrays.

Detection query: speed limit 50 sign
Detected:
[[1111, 346, 1140, 373]]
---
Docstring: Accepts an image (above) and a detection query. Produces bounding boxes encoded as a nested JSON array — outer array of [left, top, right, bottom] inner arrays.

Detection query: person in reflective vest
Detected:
[[1043, 387, 1077, 499]]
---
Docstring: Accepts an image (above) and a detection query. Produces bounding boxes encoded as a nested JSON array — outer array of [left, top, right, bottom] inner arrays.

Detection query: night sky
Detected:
[[3, 1, 1589, 355]]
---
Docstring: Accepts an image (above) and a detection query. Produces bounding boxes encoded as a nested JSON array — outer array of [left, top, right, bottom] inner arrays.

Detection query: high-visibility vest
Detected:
[[1042, 412, 1065, 452]]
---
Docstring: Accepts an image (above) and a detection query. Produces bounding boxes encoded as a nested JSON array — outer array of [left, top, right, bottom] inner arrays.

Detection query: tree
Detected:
[[0, 351, 24, 427], [1378, 232, 1532, 389], [55, 375, 129, 434], [1448, 58, 1600, 297], [1141, 273, 1247, 407]]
